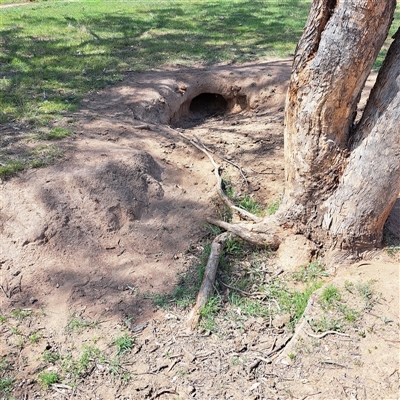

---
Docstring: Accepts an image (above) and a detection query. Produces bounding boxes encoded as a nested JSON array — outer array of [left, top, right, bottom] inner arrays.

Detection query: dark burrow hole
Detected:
[[190, 93, 228, 116], [177, 93, 228, 127]]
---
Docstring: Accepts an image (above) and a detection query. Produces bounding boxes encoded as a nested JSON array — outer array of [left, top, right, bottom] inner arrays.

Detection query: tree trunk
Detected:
[[277, 0, 400, 251]]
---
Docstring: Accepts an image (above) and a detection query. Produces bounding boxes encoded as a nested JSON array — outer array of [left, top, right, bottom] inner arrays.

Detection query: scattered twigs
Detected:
[[186, 232, 228, 330], [169, 127, 262, 223], [269, 336, 278, 353], [301, 391, 322, 400]]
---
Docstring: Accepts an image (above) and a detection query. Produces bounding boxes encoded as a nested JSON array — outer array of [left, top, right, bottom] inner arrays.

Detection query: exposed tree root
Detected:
[[206, 217, 283, 249], [168, 126, 262, 223], [186, 232, 228, 331]]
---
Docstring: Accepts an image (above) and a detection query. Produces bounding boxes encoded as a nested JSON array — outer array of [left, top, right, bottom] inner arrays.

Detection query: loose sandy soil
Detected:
[[0, 60, 399, 399]]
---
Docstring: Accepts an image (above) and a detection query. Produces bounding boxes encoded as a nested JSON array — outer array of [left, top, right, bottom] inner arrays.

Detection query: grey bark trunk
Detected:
[[277, 0, 399, 250]]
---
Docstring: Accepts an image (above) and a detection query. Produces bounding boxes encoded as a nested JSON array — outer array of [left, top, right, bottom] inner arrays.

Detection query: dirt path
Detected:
[[0, 60, 398, 399]]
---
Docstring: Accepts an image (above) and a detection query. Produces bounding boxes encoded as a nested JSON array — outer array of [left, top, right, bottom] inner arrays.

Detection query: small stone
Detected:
[[186, 385, 195, 394], [56, 283, 60, 288], [29, 297, 38, 304]]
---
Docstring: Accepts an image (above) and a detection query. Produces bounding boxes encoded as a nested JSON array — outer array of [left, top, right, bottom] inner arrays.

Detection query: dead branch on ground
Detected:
[[186, 232, 228, 331]]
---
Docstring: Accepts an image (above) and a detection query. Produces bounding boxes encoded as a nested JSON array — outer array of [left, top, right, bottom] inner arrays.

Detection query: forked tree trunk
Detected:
[[277, 0, 400, 251]]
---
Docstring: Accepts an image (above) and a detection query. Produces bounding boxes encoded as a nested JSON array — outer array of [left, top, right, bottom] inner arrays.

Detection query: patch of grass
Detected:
[[337, 304, 360, 324], [199, 296, 221, 331], [38, 371, 59, 389], [293, 261, 329, 283], [222, 178, 264, 217], [228, 293, 270, 318], [66, 315, 99, 333], [0, 159, 25, 179], [225, 237, 244, 256], [42, 351, 61, 365], [319, 285, 341, 307], [29, 332, 42, 344], [311, 316, 344, 333], [267, 199, 281, 215], [11, 308, 32, 321], [112, 333, 135, 356], [235, 194, 263, 216], [44, 127, 73, 140], [0, 357, 14, 396], [356, 281, 376, 310], [0, 377, 14, 395], [0, 315, 7, 323]]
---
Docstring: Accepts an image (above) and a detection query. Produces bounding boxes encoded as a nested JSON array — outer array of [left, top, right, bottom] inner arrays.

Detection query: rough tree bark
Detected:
[[276, 0, 400, 251]]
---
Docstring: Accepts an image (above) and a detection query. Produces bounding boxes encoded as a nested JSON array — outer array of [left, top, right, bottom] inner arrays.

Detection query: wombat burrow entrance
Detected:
[[172, 91, 247, 128], [189, 93, 228, 118]]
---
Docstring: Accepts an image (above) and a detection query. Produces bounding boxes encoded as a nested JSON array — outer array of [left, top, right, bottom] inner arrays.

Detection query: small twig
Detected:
[[186, 233, 228, 330], [217, 279, 252, 296], [301, 391, 322, 400], [320, 360, 348, 368], [303, 329, 350, 339], [167, 358, 180, 372], [269, 336, 278, 353], [266, 336, 292, 357], [150, 389, 179, 400], [134, 124, 152, 130], [248, 359, 261, 373], [0, 284, 9, 298], [250, 167, 276, 175]]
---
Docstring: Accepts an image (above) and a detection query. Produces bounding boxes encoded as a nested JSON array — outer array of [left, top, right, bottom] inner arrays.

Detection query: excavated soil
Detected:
[[0, 60, 399, 399]]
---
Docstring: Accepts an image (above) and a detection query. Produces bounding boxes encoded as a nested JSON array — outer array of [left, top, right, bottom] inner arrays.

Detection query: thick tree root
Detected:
[[206, 217, 283, 250], [186, 232, 228, 331]]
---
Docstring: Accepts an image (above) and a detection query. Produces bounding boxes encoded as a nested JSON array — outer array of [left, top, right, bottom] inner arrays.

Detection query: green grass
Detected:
[[293, 261, 329, 283], [112, 333, 135, 356], [66, 315, 100, 333], [320, 285, 341, 307], [267, 199, 281, 215], [38, 371, 59, 389]]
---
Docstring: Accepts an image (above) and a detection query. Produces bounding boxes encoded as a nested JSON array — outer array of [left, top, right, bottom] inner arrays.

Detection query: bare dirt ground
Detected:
[[1, 60, 399, 399]]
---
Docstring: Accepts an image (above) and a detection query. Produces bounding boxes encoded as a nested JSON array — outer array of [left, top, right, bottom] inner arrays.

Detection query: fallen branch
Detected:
[[186, 232, 228, 331]]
